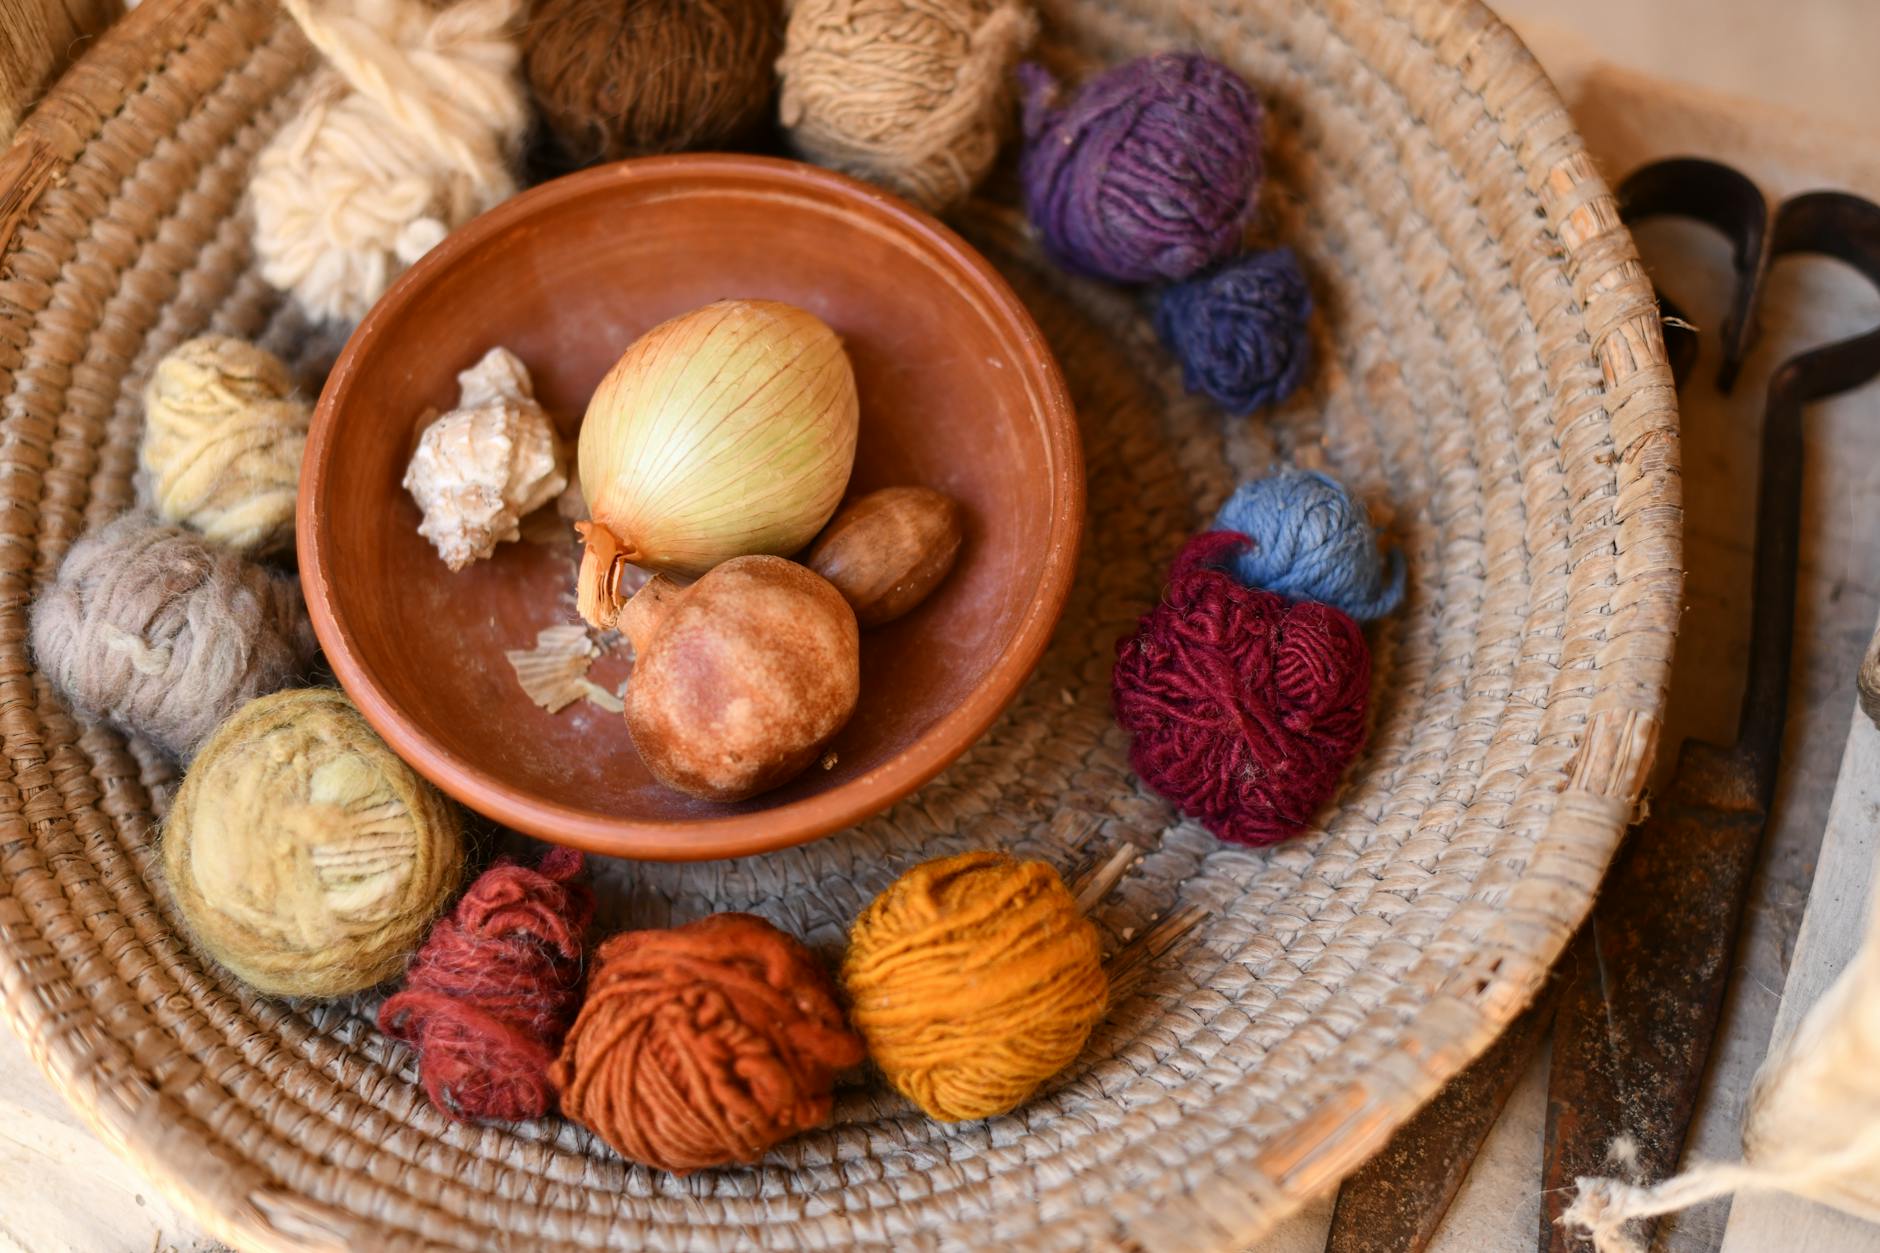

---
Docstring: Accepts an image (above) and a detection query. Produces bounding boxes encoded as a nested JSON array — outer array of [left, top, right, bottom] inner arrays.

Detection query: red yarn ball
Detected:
[[1113, 531, 1372, 846], [380, 847, 594, 1122]]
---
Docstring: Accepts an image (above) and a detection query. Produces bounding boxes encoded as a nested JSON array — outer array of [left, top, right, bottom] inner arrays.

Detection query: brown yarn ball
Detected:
[[30, 513, 317, 759], [523, 0, 783, 163], [549, 913, 864, 1173], [777, 0, 1037, 213]]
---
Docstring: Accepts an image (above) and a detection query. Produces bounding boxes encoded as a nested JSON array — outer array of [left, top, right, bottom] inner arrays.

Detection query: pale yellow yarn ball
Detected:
[[140, 336, 310, 557], [163, 688, 465, 999], [777, 0, 1038, 214]]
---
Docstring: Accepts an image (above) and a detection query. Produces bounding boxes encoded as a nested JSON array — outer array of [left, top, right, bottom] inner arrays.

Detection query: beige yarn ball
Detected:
[[164, 688, 465, 999], [30, 514, 317, 760], [777, 0, 1038, 214], [141, 336, 310, 557]]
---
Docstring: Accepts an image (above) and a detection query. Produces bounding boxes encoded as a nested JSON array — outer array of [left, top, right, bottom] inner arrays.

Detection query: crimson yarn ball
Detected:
[[1113, 531, 1372, 846], [1018, 53, 1262, 283], [379, 848, 594, 1123]]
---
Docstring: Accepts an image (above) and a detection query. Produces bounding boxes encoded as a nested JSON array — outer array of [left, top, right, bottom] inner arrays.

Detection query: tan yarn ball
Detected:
[[163, 689, 465, 999], [141, 336, 310, 557], [777, 0, 1038, 213]]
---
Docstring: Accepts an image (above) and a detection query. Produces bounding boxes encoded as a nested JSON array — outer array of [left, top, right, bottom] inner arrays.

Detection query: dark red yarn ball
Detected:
[[379, 847, 594, 1123], [1113, 531, 1372, 846]]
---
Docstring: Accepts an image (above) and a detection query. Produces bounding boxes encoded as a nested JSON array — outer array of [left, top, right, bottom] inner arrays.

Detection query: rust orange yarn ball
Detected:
[[841, 850, 1109, 1122], [549, 912, 862, 1172]]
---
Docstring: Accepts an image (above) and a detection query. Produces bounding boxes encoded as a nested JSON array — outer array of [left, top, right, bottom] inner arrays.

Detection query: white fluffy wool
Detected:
[[250, 0, 529, 325]]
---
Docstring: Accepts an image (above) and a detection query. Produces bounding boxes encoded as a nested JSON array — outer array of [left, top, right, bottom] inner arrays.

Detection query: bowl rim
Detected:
[[298, 153, 1085, 862]]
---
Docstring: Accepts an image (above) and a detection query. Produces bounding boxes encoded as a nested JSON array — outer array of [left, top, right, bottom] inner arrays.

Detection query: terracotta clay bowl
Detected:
[[299, 155, 1082, 861]]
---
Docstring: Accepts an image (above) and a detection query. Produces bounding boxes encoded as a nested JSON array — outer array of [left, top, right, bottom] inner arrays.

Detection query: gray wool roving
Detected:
[[31, 513, 317, 759]]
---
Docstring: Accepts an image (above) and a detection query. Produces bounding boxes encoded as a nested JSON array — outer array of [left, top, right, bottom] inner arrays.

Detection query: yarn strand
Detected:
[[1562, 1135, 1880, 1253]]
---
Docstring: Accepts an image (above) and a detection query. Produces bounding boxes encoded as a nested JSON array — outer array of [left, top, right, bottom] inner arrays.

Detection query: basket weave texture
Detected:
[[0, 0, 1681, 1248]]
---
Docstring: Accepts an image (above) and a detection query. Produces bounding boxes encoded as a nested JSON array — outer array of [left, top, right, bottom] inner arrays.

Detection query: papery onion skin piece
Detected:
[[576, 300, 859, 615]]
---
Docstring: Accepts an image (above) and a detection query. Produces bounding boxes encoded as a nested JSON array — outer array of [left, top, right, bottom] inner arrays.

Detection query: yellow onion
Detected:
[[576, 299, 859, 627]]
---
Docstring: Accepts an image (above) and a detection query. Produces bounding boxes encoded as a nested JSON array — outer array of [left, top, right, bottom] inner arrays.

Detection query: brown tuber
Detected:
[[806, 486, 963, 627], [621, 556, 859, 802]]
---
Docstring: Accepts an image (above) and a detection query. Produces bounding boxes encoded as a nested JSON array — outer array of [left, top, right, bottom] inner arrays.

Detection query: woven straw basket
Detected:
[[0, 0, 1681, 1247]]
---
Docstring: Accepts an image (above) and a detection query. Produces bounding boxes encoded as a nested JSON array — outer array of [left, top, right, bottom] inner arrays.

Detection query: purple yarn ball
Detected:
[[1019, 53, 1262, 284], [1154, 247, 1312, 415]]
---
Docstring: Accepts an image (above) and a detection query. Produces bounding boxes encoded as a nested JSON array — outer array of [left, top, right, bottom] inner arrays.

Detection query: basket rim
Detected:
[[0, 0, 1683, 1248]]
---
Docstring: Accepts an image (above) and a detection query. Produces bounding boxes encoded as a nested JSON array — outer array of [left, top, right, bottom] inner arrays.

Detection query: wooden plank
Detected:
[[0, 0, 121, 144]]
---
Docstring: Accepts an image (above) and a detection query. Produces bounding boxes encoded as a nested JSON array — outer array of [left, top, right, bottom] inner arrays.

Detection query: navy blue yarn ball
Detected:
[[1154, 247, 1312, 415]]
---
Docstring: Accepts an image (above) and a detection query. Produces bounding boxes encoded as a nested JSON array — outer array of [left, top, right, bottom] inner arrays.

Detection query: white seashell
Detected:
[[404, 347, 568, 570]]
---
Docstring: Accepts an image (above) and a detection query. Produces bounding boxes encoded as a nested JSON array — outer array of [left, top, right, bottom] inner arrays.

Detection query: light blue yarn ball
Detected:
[[1210, 468, 1405, 620]]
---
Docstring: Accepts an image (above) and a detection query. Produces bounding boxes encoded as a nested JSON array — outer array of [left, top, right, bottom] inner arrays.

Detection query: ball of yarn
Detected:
[[163, 688, 465, 998], [1113, 531, 1372, 846], [842, 850, 1108, 1122], [30, 514, 317, 760], [1155, 247, 1313, 415], [250, 0, 530, 325], [1211, 467, 1406, 620], [550, 913, 863, 1172], [380, 847, 594, 1122], [1019, 53, 1262, 283], [140, 336, 310, 557], [524, 0, 782, 165], [777, 0, 1038, 214]]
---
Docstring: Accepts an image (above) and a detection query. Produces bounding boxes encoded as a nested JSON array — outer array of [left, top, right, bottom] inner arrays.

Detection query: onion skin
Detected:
[[624, 556, 860, 803], [577, 300, 858, 618], [806, 487, 963, 627]]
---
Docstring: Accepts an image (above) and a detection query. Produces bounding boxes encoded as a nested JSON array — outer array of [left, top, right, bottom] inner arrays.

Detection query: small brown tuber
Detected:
[[805, 487, 963, 627], [621, 556, 859, 802]]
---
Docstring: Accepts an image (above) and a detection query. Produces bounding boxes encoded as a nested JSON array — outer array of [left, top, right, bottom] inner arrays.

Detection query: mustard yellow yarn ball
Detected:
[[841, 850, 1108, 1122], [163, 688, 464, 998], [140, 335, 310, 556]]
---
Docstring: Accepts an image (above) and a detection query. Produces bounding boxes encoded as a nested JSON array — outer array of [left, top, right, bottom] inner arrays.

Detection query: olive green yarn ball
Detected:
[[163, 688, 464, 999]]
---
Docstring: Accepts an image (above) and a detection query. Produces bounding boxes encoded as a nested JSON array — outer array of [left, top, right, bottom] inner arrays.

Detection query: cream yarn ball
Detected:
[[140, 336, 309, 557], [163, 688, 464, 999], [30, 514, 317, 760], [249, 0, 530, 325], [777, 0, 1038, 214]]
